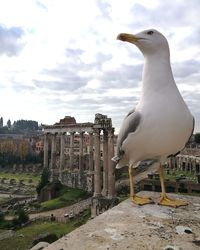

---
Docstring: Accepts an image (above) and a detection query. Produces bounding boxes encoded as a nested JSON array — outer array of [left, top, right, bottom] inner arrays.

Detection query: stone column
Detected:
[[172, 157, 176, 170], [50, 134, 56, 169], [168, 157, 172, 170], [60, 133, 65, 171], [69, 131, 75, 170], [179, 156, 183, 171], [182, 158, 186, 172], [195, 159, 199, 174], [187, 158, 191, 172], [93, 128, 101, 197], [50, 133, 57, 181], [89, 132, 94, 171], [189, 158, 192, 173], [176, 156, 179, 170], [184, 156, 189, 173], [107, 128, 115, 198], [197, 162, 200, 174], [43, 133, 49, 169], [102, 130, 108, 196], [191, 158, 195, 174], [79, 132, 84, 173]]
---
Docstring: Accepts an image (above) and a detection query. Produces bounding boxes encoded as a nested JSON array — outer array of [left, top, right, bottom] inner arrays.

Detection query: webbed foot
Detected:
[[158, 195, 188, 208], [131, 195, 154, 206]]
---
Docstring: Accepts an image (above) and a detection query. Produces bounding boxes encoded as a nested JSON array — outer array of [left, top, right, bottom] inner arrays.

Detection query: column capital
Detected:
[[93, 128, 100, 137], [79, 131, 84, 136], [107, 128, 115, 137], [50, 133, 57, 141], [44, 132, 50, 138], [103, 129, 108, 136], [59, 132, 66, 136]]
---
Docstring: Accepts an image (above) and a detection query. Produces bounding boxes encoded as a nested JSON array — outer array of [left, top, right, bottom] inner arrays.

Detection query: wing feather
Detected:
[[117, 109, 141, 155]]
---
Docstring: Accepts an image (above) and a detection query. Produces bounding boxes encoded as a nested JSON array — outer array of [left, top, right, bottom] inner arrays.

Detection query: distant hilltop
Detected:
[[0, 117, 42, 135]]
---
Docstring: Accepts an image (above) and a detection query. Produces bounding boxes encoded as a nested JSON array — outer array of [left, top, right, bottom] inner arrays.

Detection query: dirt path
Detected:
[[29, 198, 92, 219], [5, 198, 92, 220]]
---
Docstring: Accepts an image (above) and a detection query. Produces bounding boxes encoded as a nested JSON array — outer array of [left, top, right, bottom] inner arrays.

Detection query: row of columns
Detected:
[[43, 128, 116, 198], [168, 155, 200, 174], [44, 131, 93, 172]]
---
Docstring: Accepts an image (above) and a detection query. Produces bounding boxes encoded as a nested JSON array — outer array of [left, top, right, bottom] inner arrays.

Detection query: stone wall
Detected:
[[60, 171, 88, 191], [12, 163, 42, 173], [41, 192, 200, 250]]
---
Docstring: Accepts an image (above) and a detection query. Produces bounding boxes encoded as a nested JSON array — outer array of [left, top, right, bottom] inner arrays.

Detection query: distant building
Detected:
[[35, 140, 44, 154]]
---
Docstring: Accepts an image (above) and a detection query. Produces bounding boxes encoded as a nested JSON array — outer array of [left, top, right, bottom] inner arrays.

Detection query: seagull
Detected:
[[113, 29, 194, 208]]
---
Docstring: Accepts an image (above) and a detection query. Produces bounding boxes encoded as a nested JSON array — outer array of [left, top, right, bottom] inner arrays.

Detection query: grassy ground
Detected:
[[40, 186, 89, 211], [0, 209, 91, 250], [0, 197, 9, 205], [0, 172, 40, 186], [164, 169, 197, 183]]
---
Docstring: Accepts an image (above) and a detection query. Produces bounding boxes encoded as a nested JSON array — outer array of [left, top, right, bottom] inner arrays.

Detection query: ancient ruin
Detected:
[[43, 114, 117, 215], [168, 154, 200, 174]]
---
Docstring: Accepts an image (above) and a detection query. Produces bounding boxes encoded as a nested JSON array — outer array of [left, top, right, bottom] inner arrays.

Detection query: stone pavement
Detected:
[[43, 191, 200, 250]]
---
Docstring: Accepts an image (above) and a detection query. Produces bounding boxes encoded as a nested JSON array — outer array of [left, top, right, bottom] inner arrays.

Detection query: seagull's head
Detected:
[[117, 29, 170, 57]]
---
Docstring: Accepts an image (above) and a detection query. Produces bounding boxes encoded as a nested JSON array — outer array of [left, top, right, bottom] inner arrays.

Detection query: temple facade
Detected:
[[42, 114, 116, 200]]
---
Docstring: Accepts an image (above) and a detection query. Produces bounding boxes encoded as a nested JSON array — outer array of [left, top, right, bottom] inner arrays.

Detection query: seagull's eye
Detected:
[[147, 30, 154, 35]]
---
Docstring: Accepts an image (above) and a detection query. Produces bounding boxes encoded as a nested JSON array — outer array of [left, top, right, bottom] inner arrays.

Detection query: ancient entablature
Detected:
[[42, 113, 116, 199]]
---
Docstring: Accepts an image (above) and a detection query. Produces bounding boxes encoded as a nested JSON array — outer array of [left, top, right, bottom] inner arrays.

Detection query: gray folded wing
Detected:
[[116, 109, 141, 156]]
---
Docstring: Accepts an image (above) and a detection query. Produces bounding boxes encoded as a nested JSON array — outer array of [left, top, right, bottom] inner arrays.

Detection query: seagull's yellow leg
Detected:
[[158, 164, 188, 208], [129, 165, 153, 205]]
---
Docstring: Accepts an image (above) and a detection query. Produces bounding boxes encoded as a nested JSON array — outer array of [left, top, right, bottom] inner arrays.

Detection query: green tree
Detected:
[[194, 133, 200, 144], [18, 208, 29, 224], [13, 119, 38, 131], [7, 119, 11, 129], [36, 167, 50, 194], [13, 208, 29, 227]]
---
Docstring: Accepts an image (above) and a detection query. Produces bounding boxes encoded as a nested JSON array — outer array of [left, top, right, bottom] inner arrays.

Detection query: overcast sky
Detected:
[[0, 0, 200, 133]]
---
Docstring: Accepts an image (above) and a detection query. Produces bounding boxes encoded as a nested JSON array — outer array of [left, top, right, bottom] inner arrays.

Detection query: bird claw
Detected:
[[131, 195, 154, 206], [158, 195, 188, 208]]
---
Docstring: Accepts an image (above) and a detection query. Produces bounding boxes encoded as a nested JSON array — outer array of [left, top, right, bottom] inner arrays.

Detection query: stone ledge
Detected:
[[43, 192, 200, 250]]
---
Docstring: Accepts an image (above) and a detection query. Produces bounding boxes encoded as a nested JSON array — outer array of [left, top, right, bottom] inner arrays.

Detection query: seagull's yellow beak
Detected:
[[117, 33, 140, 43]]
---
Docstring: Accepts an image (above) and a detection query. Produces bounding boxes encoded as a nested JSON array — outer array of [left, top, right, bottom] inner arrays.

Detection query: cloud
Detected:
[[186, 27, 200, 47], [36, 0, 48, 11], [0, 0, 200, 132], [100, 64, 143, 89], [129, 1, 200, 31], [96, 0, 112, 20], [32, 49, 114, 92], [11, 83, 36, 92], [0, 25, 25, 56], [173, 59, 200, 79]]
